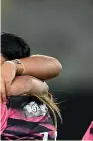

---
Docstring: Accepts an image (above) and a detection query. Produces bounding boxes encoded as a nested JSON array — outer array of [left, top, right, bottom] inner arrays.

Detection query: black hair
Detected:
[[1, 32, 30, 60]]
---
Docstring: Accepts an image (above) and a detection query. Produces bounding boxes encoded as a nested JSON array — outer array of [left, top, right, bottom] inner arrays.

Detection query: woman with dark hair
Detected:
[[0, 33, 62, 140]]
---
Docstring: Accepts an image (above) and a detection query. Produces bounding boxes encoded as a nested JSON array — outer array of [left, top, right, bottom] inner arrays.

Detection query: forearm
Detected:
[[14, 55, 62, 80], [10, 76, 49, 96]]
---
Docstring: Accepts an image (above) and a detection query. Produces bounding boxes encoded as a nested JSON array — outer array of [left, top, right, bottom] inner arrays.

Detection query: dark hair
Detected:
[[1, 32, 30, 60]]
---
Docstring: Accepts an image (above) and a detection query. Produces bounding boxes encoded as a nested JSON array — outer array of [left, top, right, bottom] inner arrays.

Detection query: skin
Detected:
[[10, 76, 49, 96], [17, 55, 62, 79], [0, 55, 62, 102]]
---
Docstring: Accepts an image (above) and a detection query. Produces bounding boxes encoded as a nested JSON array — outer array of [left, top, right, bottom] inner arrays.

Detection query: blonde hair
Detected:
[[29, 92, 62, 128]]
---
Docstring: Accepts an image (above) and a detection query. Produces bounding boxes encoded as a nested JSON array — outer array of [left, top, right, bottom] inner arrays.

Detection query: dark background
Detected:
[[1, 0, 93, 139]]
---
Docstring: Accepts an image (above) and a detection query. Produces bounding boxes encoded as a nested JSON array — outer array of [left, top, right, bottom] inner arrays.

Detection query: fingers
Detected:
[[0, 79, 11, 103], [5, 79, 11, 96], [0, 78, 6, 103], [0, 62, 16, 102]]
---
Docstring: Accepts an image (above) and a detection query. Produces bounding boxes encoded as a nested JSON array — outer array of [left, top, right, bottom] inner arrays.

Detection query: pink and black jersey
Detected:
[[1, 97, 57, 140], [82, 121, 93, 140]]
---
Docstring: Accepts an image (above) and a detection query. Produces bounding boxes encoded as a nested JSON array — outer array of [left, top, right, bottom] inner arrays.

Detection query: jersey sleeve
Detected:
[[0, 103, 8, 134]]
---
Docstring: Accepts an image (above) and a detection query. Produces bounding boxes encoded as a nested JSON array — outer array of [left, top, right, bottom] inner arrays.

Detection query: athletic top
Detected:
[[0, 97, 57, 140], [82, 121, 93, 140]]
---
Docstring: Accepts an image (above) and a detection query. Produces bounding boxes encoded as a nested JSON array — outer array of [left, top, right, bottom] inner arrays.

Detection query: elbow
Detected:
[[51, 58, 62, 77], [57, 61, 62, 74], [55, 59, 62, 75]]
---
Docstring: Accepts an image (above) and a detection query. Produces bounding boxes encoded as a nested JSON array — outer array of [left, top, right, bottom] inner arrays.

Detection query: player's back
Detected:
[[1, 96, 57, 140]]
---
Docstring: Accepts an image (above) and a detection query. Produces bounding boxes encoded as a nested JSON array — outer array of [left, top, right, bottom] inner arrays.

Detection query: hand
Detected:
[[0, 62, 17, 102]]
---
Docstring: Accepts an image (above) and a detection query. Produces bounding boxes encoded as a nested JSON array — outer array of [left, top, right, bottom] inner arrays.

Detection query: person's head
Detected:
[[1, 32, 30, 64]]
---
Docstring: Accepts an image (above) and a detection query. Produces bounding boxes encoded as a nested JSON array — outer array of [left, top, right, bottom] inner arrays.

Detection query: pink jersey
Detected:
[[82, 121, 93, 140], [0, 101, 57, 140], [0, 103, 8, 134]]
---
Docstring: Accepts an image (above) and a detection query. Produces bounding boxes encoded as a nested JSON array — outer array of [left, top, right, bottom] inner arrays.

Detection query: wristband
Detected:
[[12, 59, 25, 75]]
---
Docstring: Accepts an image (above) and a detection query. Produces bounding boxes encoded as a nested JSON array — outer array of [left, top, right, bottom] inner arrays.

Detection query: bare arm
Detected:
[[10, 76, 49, 96], [14, 55, 62, 80], [1, 55, 62, 102]]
